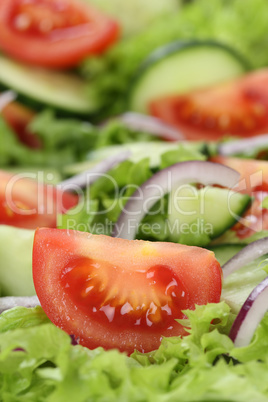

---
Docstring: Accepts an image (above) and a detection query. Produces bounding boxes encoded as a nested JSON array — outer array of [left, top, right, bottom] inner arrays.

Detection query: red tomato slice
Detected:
[[210, 156, 268, 194], [0, 170, 78, 229], [33, 228, 222, 354], [232, 192, 268, 239], [2, 100, 41, 148], [150, 70, 268, 141], [210, 156, 268, 238], [0, 0, 120, 68]]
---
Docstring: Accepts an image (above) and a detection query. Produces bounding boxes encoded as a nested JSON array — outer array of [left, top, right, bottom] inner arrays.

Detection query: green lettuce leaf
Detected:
[[59, 157, 153, 235], [1, 302, 268, 400], [59, 143, 205, 240], [0, 306, 50, 333], [213, 229, 268, 246], [0, 117, 43, 167], [0, 111, 158, 170], [84, 0, 180, 38], [231, 314, 268, 363]]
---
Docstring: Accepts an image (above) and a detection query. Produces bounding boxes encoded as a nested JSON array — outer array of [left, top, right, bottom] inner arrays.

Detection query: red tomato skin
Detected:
[[33, 228, 222, 354], [2, 100, 41, 148], [210, 156, 268, 238], [150, 69, 268, 141], [0, 170, 78, 229], [0, 0, 120, 68]]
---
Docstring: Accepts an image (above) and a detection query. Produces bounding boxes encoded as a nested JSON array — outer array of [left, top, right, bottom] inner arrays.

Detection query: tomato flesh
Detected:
[[10, 0, 88, 38], [2, 100, 41, 148], [0, 0, 120, 68], [150, 70, 268, 141], [210, 156, 268, 238], [62, 258, 189, 331], [232, 192, 268, 239], [0, 170, 78, 229], [210, 156, 268, 194], [33, 228, 222, 354]]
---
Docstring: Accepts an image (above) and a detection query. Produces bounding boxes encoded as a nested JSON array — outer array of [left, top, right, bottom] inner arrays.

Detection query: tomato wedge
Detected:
[[1, 100, 41, 148], [210, 156, 268, 238], [150, 70, 268, 141], [0, 170, 78, 229], [33, 228, 222, 354], [210, 156, 268, 194], [0, 0, 120, 68]]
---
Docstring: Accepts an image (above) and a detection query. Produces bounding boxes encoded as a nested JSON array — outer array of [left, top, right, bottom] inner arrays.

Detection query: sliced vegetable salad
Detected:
[[1, 0, 268, 400]]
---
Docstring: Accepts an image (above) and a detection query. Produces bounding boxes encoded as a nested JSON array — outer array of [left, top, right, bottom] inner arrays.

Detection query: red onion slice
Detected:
[[218, 134, 268, 156], [115, 112, 184, 141], [0, 296, 40, 314], [229, 277, 268, 347], [112, 161, 240, 240], [0, 90, 17, 111], [222, 237, 268, 279], [58, 150, 131, 191]]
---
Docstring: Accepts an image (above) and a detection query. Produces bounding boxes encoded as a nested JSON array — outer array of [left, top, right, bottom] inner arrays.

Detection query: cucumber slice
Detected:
[[0, 55, 95, 114], [129, 40, 249, 113], [0, 226, 35, 296], [168, 186, 251, 243]]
